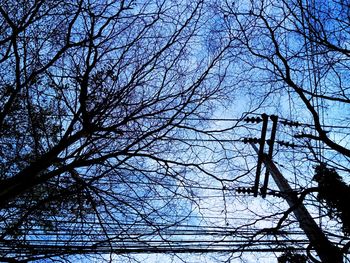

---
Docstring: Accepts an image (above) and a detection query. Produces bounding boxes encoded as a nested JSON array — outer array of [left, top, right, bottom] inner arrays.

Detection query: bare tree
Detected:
[[215, 0, 350, 261], [3, 0, 350, 262], [0, 0, 234, 261]]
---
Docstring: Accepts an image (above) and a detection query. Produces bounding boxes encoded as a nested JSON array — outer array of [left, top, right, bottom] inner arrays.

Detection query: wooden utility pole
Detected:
[[250, 115, 343, 263]]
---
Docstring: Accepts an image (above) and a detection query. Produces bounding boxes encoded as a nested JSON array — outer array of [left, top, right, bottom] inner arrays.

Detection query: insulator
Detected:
[[244, 117, 262, 123], [236, 187, 255, 195], [247, 187, 254, 194], [277, 140, 297, 148], [268, 190, 283, 197], [280, 120, 288, 126], [280, 119, 300, 127], [242, 137, 260, 144]]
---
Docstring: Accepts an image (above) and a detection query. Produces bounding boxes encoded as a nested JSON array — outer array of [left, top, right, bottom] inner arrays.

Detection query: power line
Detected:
[[14, 111, 350, 129]]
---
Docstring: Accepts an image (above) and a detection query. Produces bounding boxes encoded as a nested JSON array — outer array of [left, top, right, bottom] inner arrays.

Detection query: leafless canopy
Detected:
[[0, 0, 232, 261]]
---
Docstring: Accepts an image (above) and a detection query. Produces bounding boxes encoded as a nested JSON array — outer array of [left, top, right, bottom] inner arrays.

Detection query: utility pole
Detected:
[[250, 114, 343, 263]]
